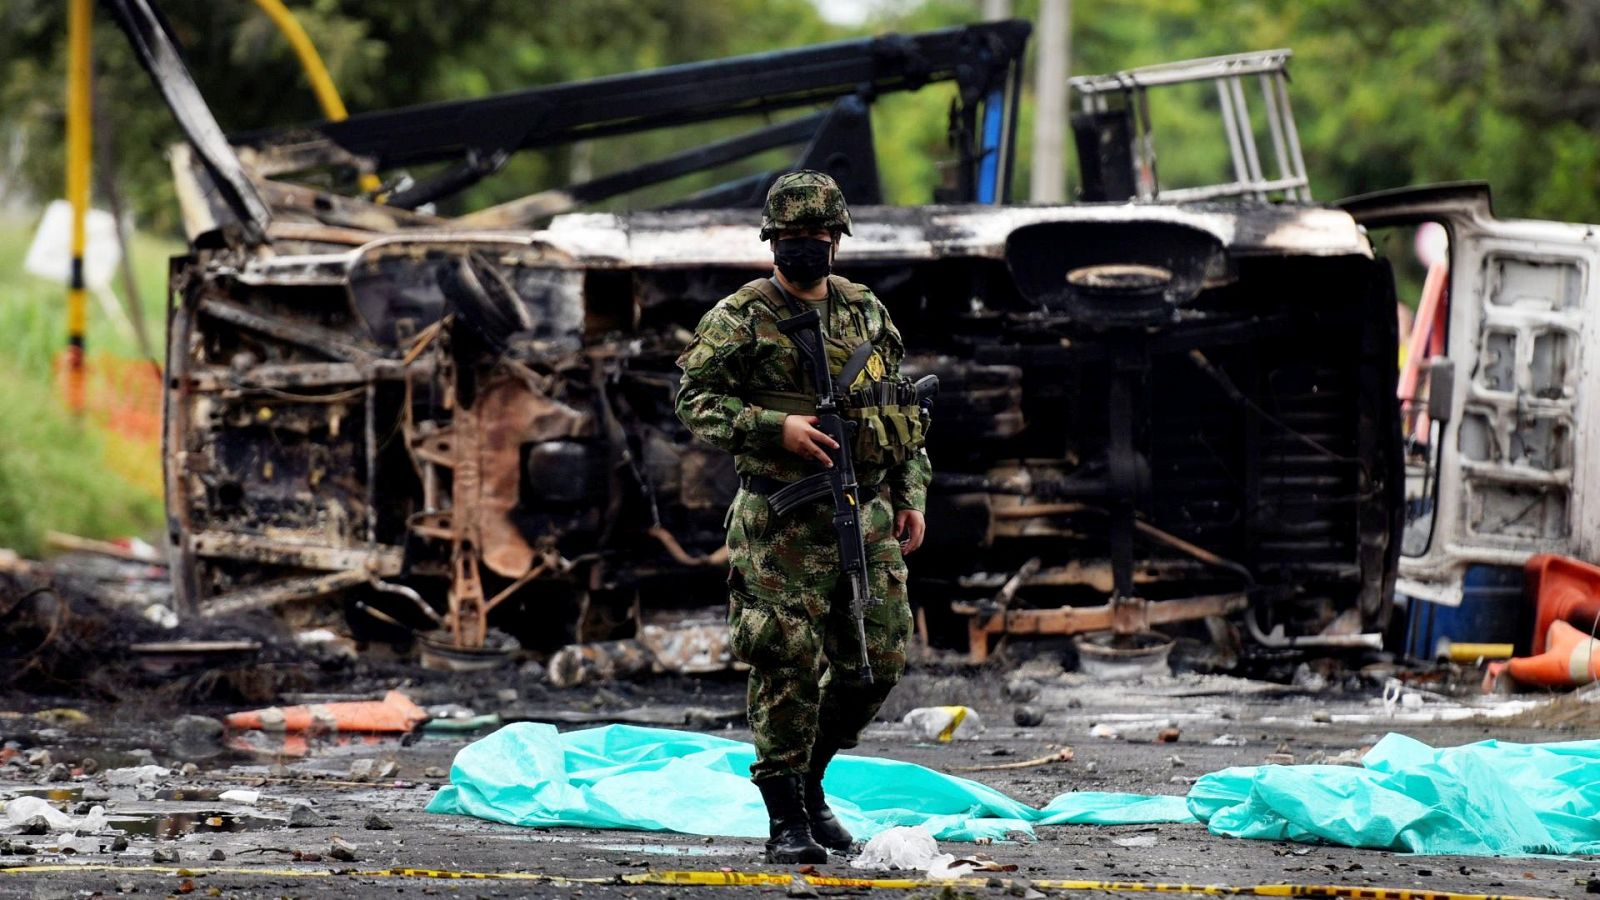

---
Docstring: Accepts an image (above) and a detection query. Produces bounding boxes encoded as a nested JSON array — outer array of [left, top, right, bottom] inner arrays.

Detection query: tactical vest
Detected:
[[742, 277, 930, 468]]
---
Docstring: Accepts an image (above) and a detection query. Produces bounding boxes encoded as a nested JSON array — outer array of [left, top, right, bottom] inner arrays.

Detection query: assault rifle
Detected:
[[773, 309, 937, 684]]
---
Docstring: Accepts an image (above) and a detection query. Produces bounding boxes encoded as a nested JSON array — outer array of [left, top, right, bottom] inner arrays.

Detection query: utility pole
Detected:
[[1031, 0, 1070, 202], [66, 0, 91, 414]]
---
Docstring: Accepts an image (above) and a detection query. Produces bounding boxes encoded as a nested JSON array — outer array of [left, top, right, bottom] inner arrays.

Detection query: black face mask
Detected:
[[774, 237, 832, 287]]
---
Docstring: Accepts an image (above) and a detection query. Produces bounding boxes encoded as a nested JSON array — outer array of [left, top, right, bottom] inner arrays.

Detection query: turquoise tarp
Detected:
[[426, 723, 1600, 856], [1188, 733, 1600, 855], [426, 723, 1040, 842]]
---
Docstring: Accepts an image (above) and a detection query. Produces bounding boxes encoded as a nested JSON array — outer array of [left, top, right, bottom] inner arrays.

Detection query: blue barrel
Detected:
[[1403, 564, 1533, 659]]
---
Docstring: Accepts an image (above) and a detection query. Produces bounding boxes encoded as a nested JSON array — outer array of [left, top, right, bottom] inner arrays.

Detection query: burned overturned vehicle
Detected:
[[113, 1, 1402, 665]]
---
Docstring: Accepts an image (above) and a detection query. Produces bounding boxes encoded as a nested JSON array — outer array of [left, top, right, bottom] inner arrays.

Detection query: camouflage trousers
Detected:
[[724, 485, 912, 781]]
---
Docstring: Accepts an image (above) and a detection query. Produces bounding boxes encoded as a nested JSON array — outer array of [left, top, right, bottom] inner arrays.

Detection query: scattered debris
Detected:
[[105, 765, 170, 786], [329, 836, 359, 861], [547, 622, 737, 688], [128, 640, 263, 675], [31, 708, 89, 725], [363, 813, 394, 831], [225, 690, 428, 734], [1012, 706, 1044, 727], [172, 715, 225, 745], [3, 796, 107, 833], [1209, 734, 1247, 746], [1089, 723, 1121, 740], [1263, 753, 1296, 765], [152, 847, 179, 863], [1113, 834, 1158, 848], [218, 789, 260, 804], [1156, 727, 1182, 743], [1318, 749, 1366, 767], [950, 748, 1073, 773], [933, 855, 1020, 880], [287, 803, 327, 828], [1004, 679, 1041, 703], [902, 707, 985, 742], [852, 825, 947, 871], [43, 531, 162, 564]]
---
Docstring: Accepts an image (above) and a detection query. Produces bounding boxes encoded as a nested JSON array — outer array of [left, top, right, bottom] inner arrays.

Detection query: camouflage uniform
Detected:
[[676, 178, 931, 781]]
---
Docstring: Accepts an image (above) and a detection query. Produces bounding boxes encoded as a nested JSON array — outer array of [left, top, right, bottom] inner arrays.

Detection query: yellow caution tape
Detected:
[[0, 864, 1558, 899]]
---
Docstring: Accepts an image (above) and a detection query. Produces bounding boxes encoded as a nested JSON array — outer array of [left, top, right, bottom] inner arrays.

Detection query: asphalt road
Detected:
[[0, 666, 1595, 900]]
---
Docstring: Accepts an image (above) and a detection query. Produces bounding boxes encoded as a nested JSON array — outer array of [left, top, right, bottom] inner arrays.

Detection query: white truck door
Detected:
[[1341, 183, 1600, 606]]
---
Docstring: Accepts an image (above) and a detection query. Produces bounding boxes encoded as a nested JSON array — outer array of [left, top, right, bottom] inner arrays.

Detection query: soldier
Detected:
[[676, 171, 931, 863]]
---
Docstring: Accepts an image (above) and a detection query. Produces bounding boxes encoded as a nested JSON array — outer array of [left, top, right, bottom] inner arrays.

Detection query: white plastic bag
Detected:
[[105, 765, 171, 786], [901, 706, 984, 742], [3, 796, 107, 832], [850, 825, 954, 871]]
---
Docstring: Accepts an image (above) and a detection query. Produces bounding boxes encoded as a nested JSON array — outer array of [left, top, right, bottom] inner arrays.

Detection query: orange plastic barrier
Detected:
[[1523, 554, 1600, 654], [225, 690, 430, 733], [53, 350, 162, 443], [1487, 619, 1600, 690]]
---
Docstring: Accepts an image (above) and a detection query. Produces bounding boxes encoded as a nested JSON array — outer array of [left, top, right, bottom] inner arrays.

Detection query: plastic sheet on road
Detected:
[[427, 723, 1039, 842], [428, 724, 1600, 855], [1188, 733, 1600, 855], [1035, 791, 1197, 826]]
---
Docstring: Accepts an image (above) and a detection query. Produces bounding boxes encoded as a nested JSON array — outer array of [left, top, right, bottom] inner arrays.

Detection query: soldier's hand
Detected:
[[781, 415, 838, 467], [895, 509, 926, 555]]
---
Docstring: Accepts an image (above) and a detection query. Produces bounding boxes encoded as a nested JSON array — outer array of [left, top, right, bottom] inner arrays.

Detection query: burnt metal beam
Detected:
[[99, 0, 272, 242], [954, 592, 1249, 663], [242, 22, 1030, 173], [457, 111, 832, 223]]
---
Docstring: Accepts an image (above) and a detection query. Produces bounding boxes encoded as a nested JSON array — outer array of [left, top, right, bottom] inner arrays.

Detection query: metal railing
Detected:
[[1069, 49, 1312, 204]]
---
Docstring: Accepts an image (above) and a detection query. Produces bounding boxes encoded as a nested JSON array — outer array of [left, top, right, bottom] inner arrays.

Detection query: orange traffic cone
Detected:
[[1488, 620, 1600, 690], [1524, 554, 1600, 653], [224, 690, 430, 733]]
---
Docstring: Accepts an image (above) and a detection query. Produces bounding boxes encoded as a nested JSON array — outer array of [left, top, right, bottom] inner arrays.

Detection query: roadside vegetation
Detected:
[[0, 216, 172, 556]]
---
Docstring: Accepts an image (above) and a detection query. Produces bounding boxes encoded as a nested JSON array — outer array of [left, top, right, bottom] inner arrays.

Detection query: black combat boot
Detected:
[[805, 741, 854, 852], [754, 775, 829, 864]]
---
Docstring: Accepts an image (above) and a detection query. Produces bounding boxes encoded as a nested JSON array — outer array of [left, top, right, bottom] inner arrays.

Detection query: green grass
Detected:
[[0, 364, 166, 557], [0, 215, 177, 375], [0, 213, 179, 557]]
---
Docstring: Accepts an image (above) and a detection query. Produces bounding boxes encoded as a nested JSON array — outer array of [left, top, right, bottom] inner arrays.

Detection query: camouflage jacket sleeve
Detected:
[[674, 301, 788, 454], [866, 290, 933, 514]]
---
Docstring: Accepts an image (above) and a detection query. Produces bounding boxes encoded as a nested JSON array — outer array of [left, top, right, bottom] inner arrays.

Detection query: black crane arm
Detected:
[[245, 22, 1030, 174]]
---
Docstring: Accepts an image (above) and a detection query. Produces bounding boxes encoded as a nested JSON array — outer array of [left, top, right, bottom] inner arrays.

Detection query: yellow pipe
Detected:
[[248, 0, 381, 193], [1437, 640, 1515, 664], [65, 0, 91, 414]]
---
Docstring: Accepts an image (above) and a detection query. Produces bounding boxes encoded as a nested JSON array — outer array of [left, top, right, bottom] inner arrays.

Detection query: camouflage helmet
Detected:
[[759, 170, 853, 241]]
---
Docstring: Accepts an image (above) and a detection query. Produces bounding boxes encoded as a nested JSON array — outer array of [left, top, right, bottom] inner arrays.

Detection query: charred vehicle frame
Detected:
[[109, 0, 1405, 665]]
